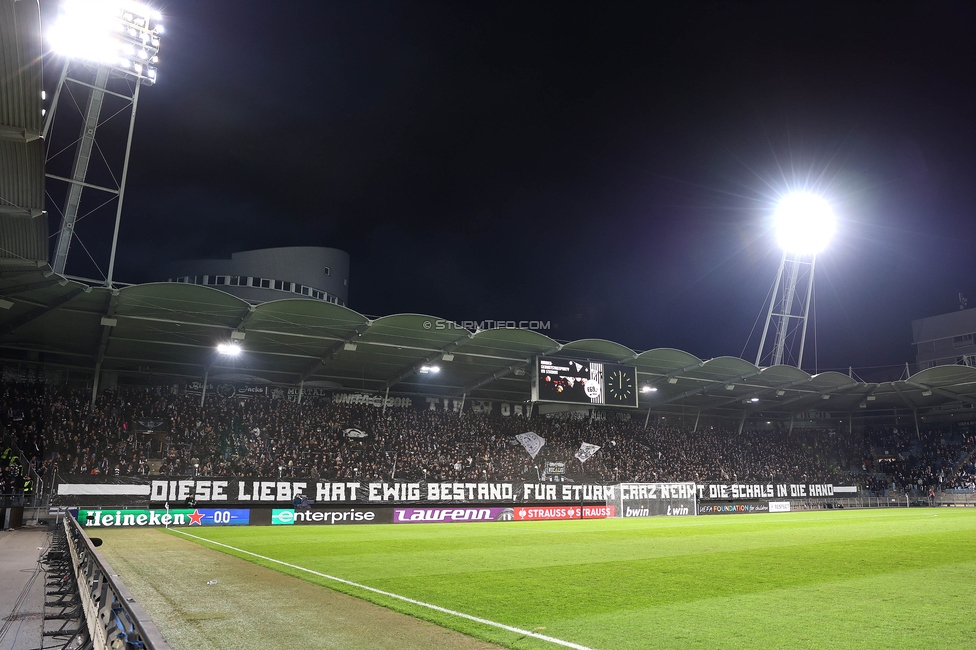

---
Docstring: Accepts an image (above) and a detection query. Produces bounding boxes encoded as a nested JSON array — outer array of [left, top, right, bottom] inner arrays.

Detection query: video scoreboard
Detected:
[[531, 356, 638, 408]]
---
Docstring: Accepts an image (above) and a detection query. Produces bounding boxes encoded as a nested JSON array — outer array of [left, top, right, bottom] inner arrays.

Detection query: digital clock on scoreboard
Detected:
[[532, 357, 638, 408]]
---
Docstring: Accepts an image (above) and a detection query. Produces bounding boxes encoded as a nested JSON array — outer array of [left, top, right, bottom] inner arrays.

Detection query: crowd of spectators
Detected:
[[863, 425, 976, 492], [1, 383, 973, 494]]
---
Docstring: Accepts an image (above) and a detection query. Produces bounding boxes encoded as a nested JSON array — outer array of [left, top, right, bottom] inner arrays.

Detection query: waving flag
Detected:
[[515, 432, 546, 459], [575, 442, 601, 463]]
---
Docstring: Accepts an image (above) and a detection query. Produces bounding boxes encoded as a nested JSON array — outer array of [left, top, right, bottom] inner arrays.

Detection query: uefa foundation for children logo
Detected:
[[421, 319, 550, 331]]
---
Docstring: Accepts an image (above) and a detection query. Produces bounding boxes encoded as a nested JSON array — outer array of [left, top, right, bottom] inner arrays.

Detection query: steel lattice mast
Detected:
[[45, 1, 162, 285]]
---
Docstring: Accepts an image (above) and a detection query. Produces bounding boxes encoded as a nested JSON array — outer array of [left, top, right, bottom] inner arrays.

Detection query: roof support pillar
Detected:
[[90, 362, 101, 408], [91, 290, 121, 407], [0, 287, 85, 338], [737, 409, 747, 435], [693, 409, 701, 433], [381, 386, 390, 417], [891, 382, 916, 413], [200, 369, 208, 407], [297, 380, 304, 406], [644, 408, 652, 430], [913, 410, 920, 440]]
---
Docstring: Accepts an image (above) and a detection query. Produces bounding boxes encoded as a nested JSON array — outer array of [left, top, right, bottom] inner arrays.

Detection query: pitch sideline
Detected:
[[170, 528, 596, 650]]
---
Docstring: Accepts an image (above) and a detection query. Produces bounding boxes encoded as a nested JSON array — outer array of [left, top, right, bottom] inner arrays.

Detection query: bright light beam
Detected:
[[216, 343, 242, 356], [773, 192, 836, 255], [48, 0, 162, 85]]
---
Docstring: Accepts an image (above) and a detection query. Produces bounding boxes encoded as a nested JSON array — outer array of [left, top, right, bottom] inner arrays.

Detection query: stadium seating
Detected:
[[1, 384, 973, 493]]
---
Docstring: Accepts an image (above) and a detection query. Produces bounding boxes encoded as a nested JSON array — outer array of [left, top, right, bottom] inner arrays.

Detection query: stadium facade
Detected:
[[161, 246, 350, 306], [913, 306, 976, 371]]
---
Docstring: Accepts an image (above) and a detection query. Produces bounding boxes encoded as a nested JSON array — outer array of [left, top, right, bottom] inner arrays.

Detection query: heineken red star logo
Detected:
[[188, 509, 205, 525]]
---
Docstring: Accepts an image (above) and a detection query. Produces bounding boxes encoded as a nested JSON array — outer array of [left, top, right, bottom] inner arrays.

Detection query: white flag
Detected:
[[575, 442, 601, 463], [515, 432, 546, 459]]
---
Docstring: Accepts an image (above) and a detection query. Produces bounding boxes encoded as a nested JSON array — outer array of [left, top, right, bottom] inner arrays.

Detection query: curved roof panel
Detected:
[[246, 298, 367, 340], [757, 364, 811, 383], [808, 371, 859, 391], [116, 283, 250, 328], [634, 348, 703, 375], [912, 364, 976, 388], [560, 338, 636, 361], [694, 356, 759, 381]]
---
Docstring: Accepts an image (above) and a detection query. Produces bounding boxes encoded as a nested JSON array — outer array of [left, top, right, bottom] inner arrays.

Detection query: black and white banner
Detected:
[[129, 418, 170, 435], [55, 476, 844, 508], [57, 476, 617, 507], [696, 483, 837, 500]]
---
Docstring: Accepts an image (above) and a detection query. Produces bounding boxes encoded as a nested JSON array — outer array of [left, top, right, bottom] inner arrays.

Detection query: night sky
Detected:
[[41, 1, 976, 378]]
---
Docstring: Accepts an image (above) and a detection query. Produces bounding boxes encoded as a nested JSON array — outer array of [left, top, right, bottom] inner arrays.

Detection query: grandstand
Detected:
[[2, 3, 976, 650]]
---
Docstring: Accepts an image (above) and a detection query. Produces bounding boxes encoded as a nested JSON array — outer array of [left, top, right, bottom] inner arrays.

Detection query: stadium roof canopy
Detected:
[[2, 269, 976, 419], [0, 0, 48, 268], [4, 6, 975, 421]]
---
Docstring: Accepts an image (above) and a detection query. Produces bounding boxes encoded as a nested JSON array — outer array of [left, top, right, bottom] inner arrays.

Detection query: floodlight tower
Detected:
[[44, 0, 162, 285], [754, 193, 836, 369]]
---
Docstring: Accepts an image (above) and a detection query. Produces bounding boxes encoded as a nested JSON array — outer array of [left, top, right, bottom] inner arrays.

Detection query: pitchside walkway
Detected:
[[0, 525, 48, 650]]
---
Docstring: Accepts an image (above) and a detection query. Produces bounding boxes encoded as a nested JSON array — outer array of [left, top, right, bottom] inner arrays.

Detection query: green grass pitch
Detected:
[[169, 509, 976, 649]]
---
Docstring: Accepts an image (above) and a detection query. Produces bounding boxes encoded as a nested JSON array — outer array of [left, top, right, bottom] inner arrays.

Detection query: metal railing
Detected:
[[62, 513, 172, 649], [787, 492, 975, 510], [1, 428, 45, 507]]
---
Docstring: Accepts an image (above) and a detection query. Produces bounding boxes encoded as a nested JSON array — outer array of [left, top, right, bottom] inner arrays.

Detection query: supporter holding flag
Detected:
[[575, 442, 600, 463]]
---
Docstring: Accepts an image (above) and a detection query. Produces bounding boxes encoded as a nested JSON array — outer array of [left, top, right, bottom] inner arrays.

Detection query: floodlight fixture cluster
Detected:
[[419, 365, 440, 374], [773, 192, 836, 256], [49, 0, 163, 85]]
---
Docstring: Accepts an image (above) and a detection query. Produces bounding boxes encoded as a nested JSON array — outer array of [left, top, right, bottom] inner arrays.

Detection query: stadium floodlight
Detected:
[[48, 0, 163, 86], [216, 342, 242, 356], [419, 365, 440, 374], [773, 193, 836, 256], [641, 386, 657, 393], [46, 0, 165, 285], [755, 192, 837, 369]]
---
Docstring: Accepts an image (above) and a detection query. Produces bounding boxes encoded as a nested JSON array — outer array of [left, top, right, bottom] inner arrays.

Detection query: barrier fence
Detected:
[[59, 512, 172, 649]]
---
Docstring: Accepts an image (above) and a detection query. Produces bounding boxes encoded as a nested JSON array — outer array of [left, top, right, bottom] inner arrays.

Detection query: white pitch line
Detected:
[[170, 529, 597, 650]]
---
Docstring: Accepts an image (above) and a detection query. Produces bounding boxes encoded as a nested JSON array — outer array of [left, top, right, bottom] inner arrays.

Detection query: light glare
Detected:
[[48, 0, 162, 83], [217, 342, 242, 356], [773, 193, 836, 255]]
